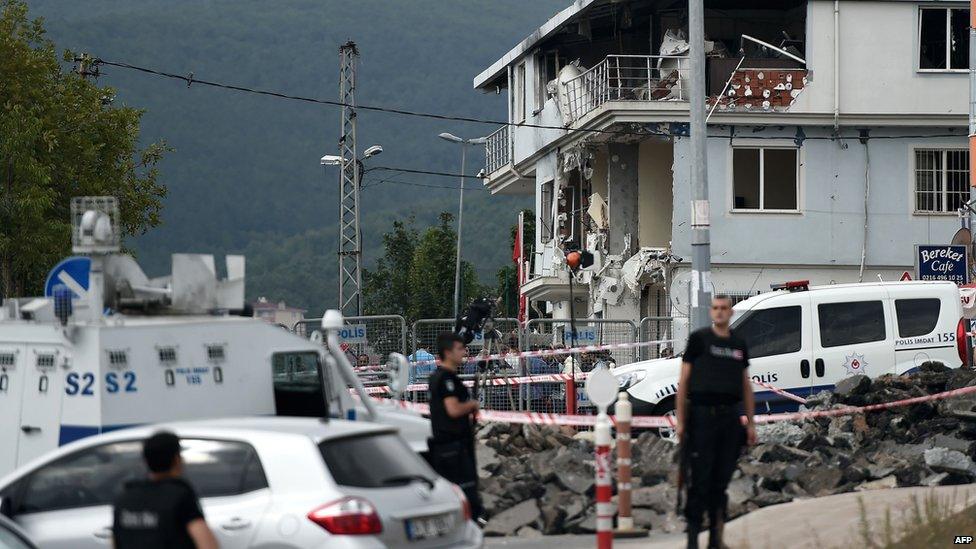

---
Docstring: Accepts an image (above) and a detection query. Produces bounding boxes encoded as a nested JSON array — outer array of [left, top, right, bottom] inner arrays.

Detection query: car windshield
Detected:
[[319, 433, 435, 488]]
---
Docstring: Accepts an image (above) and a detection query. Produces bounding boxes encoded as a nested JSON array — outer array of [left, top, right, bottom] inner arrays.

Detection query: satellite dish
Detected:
[[669, 271, 715, 317], [951, 227, 975, 277]]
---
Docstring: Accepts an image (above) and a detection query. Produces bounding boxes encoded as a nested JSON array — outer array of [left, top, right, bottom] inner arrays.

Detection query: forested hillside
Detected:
[[27, 0, 564, 315]]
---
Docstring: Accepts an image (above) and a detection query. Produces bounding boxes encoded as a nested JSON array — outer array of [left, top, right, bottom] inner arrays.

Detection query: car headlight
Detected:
[[614, 370, 646, 390]]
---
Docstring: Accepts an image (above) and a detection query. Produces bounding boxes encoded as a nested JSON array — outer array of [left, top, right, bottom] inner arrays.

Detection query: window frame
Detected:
[[539, 179, 554, 244], [513, 61, 527, 124], [894, 298, 942, 338], [912, 147, 970, 215], [817, 300, 888, 348], [729, 305, 803, 359], [917, 5, 971, 73], [13, 437, 269, 515], [729, 142, 802, 214]]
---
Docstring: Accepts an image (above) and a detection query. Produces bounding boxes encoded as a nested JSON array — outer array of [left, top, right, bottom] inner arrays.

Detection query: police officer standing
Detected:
[[428, 331, 484, 521], [676, 295, 757, 549]]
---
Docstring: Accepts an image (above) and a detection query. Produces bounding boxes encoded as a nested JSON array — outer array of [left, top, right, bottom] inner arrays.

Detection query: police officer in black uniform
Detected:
[[113, 431, 218, 549], [676, 295, 757, 549], [427, 331, 484, 521]]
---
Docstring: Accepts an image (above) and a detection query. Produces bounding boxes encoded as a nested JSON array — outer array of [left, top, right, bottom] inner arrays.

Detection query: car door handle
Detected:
[[220, 517, 252, 531], [800, 359, 810, 379], [20, 425, 40, 434], [93, 527, 112, 540], [815, 358, 825, 378]]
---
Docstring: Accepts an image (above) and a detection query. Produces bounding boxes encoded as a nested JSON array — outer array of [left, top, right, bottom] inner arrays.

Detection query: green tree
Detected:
[[408, 212, 479, 321], [363, 217, 419, 317], [0, 0, 166, 297]]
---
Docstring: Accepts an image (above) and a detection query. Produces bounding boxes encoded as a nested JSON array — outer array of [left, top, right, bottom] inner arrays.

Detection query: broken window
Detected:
[[540, 180, 554, 243], [513, 61, 526, 123], [536, 50, 563, 112], [732, 147, 798, 211], [914, 149, 969, 213], [919, 7, 970, 70]]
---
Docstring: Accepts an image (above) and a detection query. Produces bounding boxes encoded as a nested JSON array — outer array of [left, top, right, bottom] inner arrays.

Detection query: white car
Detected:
[[615, 280, 967, 437], [0, 418, 482, 549]]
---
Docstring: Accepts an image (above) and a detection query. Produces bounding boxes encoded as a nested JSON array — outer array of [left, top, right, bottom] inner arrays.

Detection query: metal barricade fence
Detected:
[[521, 318, 638, 415], [294, 314, 407, 382], [410, 318, 522, 409], [639, 316, 676, 361]]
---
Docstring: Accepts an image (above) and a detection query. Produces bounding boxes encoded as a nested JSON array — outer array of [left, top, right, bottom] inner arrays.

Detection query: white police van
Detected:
[[0, 198, 428, 476], [613, 280, 967, 433]]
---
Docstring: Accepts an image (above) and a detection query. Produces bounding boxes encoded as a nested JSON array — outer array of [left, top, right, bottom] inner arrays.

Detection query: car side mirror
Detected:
[[0, 494, 12, 517]]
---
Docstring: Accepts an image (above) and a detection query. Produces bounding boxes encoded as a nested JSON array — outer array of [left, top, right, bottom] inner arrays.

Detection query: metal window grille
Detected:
[[0, 353, 14, 367], [36, 354, 55, 368], [915, 149, 970, 213]]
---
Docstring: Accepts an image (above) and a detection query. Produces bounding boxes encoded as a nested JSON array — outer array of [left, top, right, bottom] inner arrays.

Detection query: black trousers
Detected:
[[427, 437, 484, 519], [683, 404, 744, 530]]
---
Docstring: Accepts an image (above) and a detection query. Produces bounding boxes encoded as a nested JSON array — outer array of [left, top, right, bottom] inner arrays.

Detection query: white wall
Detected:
[[671, 125, 965, 269], [798, 0, 969, 116]]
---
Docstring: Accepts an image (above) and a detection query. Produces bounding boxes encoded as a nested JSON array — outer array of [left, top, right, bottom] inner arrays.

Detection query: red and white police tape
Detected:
[[371, 383, 976, 428], [351, 336, 813, 402], [353, 338, 677, 372]]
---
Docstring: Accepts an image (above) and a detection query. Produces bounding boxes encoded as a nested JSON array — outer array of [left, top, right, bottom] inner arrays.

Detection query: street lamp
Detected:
[[438, 132, 488, 319]]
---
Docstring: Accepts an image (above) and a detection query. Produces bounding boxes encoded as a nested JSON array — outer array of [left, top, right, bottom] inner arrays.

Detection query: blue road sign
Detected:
[[44, 256, 91, 299]]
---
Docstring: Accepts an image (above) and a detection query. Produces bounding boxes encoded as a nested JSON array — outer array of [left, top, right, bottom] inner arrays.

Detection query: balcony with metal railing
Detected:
[[563, 54, 691, 126], [484, 124, 509, 175]]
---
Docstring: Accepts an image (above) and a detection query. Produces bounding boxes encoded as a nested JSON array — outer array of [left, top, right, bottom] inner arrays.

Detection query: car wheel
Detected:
[[652, 397, 678, 444]]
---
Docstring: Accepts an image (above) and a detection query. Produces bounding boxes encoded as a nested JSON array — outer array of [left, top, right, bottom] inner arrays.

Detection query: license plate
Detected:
[[405, 513, 455, 541]]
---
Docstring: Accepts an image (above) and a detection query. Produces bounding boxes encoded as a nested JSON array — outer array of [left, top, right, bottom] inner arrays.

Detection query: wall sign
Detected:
[[916, 244, 969, 285], [338, 324, 367, 344]]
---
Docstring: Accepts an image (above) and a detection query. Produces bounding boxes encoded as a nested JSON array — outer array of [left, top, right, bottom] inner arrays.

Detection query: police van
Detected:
[[613, 280, 967, 436], [0, 198, 428, 476]]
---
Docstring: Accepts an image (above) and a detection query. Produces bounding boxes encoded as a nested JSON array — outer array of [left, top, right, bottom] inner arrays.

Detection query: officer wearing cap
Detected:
[[427, 331, 483, 521], [676, 295, 757, 549]]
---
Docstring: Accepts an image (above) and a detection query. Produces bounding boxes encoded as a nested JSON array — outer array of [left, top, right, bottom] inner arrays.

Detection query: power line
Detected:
[[370, 166, 480, 179], [362, 174, 488, 192], [90, 57, 968, 142]]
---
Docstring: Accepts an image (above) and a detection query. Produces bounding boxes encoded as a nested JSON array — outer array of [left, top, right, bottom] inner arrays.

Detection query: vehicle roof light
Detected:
[[769, 280, 809, 292]]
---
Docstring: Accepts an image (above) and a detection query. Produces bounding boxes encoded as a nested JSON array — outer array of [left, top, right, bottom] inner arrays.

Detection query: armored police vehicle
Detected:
[[613, 279, 967, 439], [0, 197, 427, 475]]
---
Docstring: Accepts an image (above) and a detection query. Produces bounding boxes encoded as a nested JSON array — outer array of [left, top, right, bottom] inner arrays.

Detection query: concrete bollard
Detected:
[[595, 411, 613, 549], [614, 392, 648, 538]]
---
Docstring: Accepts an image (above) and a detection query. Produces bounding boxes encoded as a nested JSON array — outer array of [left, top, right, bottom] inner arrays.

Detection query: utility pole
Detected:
[[688, 0, 713, 330], [337, 41, 362, 316]]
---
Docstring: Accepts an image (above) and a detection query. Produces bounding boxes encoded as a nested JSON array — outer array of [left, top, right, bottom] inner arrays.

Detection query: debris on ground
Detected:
[[477, 364, 976, 536]]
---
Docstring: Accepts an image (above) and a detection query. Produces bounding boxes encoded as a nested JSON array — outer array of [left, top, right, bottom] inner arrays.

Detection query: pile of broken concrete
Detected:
[[476, 363, 976, 537]]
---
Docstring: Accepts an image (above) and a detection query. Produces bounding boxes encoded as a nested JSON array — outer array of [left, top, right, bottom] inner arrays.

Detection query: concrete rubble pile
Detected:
[[476, 363, 976, 537]]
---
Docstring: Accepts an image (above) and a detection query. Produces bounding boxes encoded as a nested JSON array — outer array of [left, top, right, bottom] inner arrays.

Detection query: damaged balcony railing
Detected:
[[564, 54, 690, 125], [485, 124, 510, 174]]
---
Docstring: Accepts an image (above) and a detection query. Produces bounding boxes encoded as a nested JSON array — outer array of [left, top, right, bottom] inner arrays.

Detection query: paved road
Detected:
[[485, 531, 683, 548], [486, 483, 976, 548]]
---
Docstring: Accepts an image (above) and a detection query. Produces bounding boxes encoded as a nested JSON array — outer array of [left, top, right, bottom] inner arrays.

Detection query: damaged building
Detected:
[[475, 0, 970, 349]]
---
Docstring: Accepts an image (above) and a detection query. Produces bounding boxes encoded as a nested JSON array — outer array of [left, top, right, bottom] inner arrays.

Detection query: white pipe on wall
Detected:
[[833, 0, 840, 132]]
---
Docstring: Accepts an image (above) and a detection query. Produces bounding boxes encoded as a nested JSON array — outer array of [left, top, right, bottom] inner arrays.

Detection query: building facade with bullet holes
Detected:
[[475, 0, 971, 349]]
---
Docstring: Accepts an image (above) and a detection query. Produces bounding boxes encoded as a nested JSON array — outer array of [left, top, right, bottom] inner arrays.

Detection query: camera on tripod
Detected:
[[454, 296, 498, 344]]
